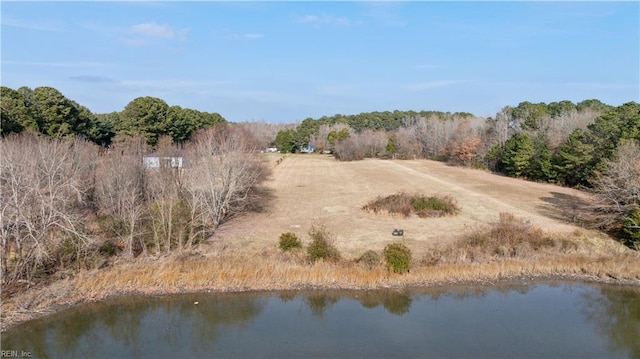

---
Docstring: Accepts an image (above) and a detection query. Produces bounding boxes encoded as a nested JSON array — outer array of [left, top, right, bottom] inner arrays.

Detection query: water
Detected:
[[2, 282, 639, 358]]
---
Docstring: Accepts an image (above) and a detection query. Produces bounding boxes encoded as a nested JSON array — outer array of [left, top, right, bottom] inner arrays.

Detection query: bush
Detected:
[[363, 192, 460, 218], [307, 225, 340, 262], [383, 243, 412, 273], [279, 232, 302, 251], [456, 213, 580, 260], [622, 206, 640, 248], [358, 250, 381, 269]]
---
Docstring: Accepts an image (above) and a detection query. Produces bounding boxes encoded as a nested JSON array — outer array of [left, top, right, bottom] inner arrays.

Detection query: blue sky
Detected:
[[1, 1, 638, 123]]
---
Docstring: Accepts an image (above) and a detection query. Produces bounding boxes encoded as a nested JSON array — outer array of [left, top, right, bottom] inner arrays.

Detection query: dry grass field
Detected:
[[4, 153, 639, 331], [211, 154, 597, 258]]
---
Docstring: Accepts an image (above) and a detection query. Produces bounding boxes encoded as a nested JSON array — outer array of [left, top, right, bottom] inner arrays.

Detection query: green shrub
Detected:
[[279, 232, 302, 251], [383, 243, 412, 273], [358, 250, 381, 269], [307, 225, 340, 262], [623, 206, 640, 248]]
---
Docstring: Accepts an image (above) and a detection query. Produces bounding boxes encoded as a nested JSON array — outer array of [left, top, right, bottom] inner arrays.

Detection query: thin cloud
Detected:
[[360, 2, 407, 28], [226, 33, 265, 40], [407, 80, 465, 91], [70, 75, 116, 83], [295, 14, 362, 27], [113, 79, 234, 93], [561, 82, 638, 89], [1, 17, 66, 32], [132, 22, 178, 39], [3, 60, 113, 68]]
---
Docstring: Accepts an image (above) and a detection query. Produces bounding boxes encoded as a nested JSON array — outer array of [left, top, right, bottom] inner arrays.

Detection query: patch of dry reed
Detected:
[[2, 215, 639, 332]]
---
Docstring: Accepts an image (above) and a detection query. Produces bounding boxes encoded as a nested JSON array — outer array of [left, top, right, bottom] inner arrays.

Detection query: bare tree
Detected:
[[334, 137, 366, 161], [592, 140, 640, 233], [95, 134, 147, 258], [236, 121, 292, 150], [184, 125, 268, 239], [444, 120, 482, 166], [359, 129, 388, 158], [393, 126, 422, 159], [546, 109, 600, 150], [145, 136, 187, 253], [0, 134, 97, 283]]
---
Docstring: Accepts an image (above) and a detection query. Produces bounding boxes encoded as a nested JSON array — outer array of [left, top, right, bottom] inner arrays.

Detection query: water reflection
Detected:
[[2, 283, 639, 358], [580, 285, 640, 358], [3, 293, 266, 358]]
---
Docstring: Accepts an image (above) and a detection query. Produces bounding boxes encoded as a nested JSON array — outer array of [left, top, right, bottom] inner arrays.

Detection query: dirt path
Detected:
[[211, 155, 593, 257]]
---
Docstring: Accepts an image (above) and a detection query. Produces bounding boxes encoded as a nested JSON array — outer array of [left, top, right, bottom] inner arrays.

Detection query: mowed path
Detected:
[[211, 154, 593, 257]]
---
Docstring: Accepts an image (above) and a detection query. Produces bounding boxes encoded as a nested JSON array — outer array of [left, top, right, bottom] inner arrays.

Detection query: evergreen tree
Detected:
[[501, 133, 534, 177]]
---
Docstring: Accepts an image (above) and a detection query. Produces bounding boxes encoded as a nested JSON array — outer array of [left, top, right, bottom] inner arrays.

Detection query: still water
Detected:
[[2, 282, 639, 358]]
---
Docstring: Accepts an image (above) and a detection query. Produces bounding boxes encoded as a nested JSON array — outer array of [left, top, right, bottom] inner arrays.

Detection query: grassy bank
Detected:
[[2, 233, 639, 332]]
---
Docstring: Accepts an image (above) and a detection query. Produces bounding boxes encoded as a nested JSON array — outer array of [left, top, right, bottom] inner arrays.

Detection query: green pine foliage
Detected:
[[1, 86, 225, 147], [501, 133, 535, 177]]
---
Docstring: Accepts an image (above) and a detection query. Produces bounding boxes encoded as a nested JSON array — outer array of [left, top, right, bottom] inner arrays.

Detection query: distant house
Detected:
[[300, 144, 315, 153], [143, 156, 185, 169]]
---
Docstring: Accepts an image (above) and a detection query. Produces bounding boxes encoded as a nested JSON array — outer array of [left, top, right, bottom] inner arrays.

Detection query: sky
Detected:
[[1, 1, 638, 123]]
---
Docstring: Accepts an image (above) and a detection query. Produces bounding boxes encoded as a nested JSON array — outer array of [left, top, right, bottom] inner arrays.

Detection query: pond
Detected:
[[2, 282, 639, 358]]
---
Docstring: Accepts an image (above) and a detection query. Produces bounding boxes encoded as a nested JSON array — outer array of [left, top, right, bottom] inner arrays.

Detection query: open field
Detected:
[[212, 154, 597, 258], [4, 154, 639, 332]]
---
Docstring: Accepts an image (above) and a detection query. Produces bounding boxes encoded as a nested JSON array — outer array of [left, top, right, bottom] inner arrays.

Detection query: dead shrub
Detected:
[[456, 213, 580, 261], [363, 192, 460, 218], [358, 250, 381, 269]]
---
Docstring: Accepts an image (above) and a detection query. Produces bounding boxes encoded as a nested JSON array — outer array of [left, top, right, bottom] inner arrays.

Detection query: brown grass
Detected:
[[2, 155, 639, 331], [3, 228, 639, 332]]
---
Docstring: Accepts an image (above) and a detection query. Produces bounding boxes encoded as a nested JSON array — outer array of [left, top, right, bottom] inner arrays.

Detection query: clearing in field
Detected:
[[211, 154, 594, 257]]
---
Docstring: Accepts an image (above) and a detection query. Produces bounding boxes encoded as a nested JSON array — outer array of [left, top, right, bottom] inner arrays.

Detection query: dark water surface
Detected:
[[2, 282, 639, 358]]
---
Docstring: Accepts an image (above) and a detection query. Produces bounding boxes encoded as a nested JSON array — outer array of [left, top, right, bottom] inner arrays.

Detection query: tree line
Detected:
[[275, 100, 640, 247], [1, 86, 225, 147]]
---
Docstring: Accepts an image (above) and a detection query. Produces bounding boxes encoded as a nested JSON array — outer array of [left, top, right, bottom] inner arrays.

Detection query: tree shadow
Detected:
[[538, 191, 592, 225], [246, 185, 276, 214]]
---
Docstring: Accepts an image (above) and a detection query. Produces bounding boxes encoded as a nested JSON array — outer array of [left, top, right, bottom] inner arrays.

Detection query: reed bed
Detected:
[[3, 215, 640, 332]]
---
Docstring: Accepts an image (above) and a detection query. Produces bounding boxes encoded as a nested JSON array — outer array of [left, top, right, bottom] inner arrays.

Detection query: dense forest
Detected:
[[1, 86, 225, 147]]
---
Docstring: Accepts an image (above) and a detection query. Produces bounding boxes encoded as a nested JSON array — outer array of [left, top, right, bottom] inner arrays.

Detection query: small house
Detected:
[[300, 144, 315, 153], [143, 156, 185, 169]]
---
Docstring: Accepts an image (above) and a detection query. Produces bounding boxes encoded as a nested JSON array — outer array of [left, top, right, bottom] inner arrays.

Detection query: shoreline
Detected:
[[3, 252, 639, 333]]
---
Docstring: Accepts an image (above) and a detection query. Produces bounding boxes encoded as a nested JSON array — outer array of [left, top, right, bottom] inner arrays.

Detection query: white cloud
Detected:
[[295, 14, 362, 27], [132, 22, 174, 39], [119, 22, 189, 48], [131, 22, 188, 40], [407, 80, 465, 91]]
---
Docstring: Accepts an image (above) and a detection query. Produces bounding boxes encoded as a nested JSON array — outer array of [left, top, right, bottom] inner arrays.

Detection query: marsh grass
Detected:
[[2, 214, 640, 332], [363, 192, 460, 218]]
